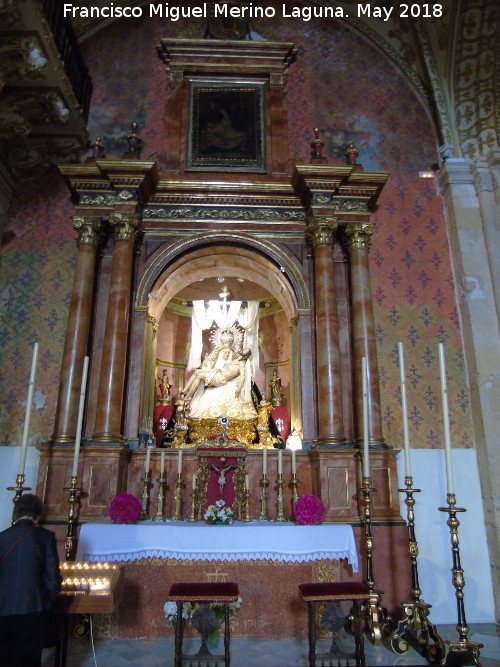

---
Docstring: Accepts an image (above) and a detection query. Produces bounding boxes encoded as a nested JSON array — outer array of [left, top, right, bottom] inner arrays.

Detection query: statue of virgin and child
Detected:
[[182, 328, 257, 421]]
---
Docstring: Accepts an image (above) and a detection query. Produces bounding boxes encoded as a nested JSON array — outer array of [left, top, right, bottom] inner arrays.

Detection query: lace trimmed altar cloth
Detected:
[[76, 521, 358, 572]]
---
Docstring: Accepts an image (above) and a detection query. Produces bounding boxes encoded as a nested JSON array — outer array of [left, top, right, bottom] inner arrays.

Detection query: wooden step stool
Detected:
[[168, 582, 239, 667], [299, 581, 370, 667]]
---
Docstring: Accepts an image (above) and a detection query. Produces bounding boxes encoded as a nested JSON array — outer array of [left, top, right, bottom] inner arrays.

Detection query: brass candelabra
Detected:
[[188, 487, 197, 522], [275, 474, 287, 522], [359, 477, 393, 644], [140, 471, 151, 520], [172, 474, 184, 521], [63, 475, 82, 561], [258, 475, 270, 521], [153, 475, 167, 521], [389, 475, 445, 663], [7, 473, 31, 524], [438, 493, 483, 667], [244, 489, 251, 522]]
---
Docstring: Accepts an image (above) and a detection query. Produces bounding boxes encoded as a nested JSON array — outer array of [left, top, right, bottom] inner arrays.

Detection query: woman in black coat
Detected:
[[0, 494, 62, 667]]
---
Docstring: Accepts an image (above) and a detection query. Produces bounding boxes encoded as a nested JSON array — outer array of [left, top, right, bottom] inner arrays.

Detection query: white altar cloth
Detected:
[[76, 521, 358, 572]]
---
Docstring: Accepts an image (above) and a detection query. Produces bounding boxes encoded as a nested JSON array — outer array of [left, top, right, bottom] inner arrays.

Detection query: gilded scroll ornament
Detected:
[[109, 211, 140, 241], [343, 221, 374, 251], [72, 216, 103, 246], [306, 216, 338, 247]]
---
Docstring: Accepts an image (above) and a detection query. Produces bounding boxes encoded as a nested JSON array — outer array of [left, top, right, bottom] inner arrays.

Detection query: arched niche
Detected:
[[135, 233, 311, 440]]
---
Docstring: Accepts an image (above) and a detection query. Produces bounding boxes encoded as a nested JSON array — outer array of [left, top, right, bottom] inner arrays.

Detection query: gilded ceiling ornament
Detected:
[[109, 211, 141, 241], [343, 221, 375, 251], [72, 215, 103, 246], [307, 216, 338, 247]]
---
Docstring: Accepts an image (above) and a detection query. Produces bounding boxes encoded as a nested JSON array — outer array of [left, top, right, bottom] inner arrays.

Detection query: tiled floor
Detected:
[[42, 624, 499, 666]]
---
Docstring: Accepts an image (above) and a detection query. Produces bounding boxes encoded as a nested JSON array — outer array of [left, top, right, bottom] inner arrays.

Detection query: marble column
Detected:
[[138, 313, 158, 446], [307, 216, 345, 446], [51, 216, 103, 444], [344, 222, 385, 446], [92, 212, 140, 443]]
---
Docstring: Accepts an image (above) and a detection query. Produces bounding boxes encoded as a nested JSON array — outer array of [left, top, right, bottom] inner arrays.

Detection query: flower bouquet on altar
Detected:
[[164, 597, 243, 646], [204, 499, 234, 525], [293, 494, 325, 525]]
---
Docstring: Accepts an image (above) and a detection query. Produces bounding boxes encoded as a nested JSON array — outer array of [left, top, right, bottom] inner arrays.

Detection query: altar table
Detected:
[[76, 520, 358, 572]]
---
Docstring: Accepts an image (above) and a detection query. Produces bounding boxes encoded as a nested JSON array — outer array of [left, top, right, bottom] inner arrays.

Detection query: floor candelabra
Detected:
[[7, 473, 31, 523], [438, 493, 483, 667], [64, 475, 82, 561], [359, 477, 393, 644], [389, 475, 445, 663]]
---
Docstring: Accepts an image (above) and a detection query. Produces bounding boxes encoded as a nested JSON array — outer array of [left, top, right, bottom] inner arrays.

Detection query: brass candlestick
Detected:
[[188, 488, 197, 522], [258, 476, 270, 521], [140, 472, 151, 520], [7, 473, 32, 523], [153, 475, 167, 521], [290, 473, 300, 518], [438, 493, 483, 666], [63, 475, 82, 561], [275, 474, 287, 522], [244, 489, 251, 522], [389, 475, 445, 662], [359, 477, 393, 644], [172, 474, 184, 521]]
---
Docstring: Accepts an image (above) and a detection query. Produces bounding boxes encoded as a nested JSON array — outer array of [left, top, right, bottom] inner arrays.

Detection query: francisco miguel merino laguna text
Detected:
[[63, 2, 352, 21]]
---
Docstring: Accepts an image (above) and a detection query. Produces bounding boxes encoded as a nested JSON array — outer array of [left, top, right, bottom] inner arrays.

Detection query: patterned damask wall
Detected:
[[0, 8, 474, 451]]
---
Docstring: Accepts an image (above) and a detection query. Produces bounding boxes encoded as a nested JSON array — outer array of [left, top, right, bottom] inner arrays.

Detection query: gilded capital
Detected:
[[72, 216, 104, 246], [307, 216, 338, 247], [109, 211, 141, 241], [343, 221, 374, 252]]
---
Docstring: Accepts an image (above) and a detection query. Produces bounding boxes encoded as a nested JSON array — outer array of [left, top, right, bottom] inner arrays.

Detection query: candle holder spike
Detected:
[[140, 472, 151, 520], [172, 474, 184, 521], [63, 475, 82, 561], [358, 477, 393, 644], [438, 493, 483, 667], [275, 474, 287, 522], [389, 475, 446, 663], [7, 474, 32, 523], [153, 475, 167, 521], [258, 475, 270, 521]]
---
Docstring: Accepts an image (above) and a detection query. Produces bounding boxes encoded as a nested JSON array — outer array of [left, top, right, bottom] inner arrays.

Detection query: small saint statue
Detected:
[[89, 136, 105, 160], [174, 392, 188, 429], [157, 369, 172, 405], [211, 457, 236, 499], [257, 398, 273, 431], [269, 368, 283, 406]]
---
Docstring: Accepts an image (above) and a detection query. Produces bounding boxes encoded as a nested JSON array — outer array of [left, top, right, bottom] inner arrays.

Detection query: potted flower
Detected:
[[293, 494, 325, 525], [108, 493, 142, 524], [204, 499, 234, 525]]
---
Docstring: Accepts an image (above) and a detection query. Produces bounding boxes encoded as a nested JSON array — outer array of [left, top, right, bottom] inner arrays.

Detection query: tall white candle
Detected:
[[362, 356, 370, 478], [160, 450, 165, 474], [192, 472, 197, 490], [72, 356, 89, 477], [438, 343, 454, 495], [177, 449, 183, 475], [245, 473, 249, 490], [278, 449, 283, 475], [262, 447, 267, 476], [145, 446, 151, 473], [291, 448, 296, 475], [19, 342, 39, 475], [398, 342, 411, 477]]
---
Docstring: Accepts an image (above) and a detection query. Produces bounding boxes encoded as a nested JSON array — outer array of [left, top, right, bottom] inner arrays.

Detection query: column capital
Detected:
[[72, 216, 104, 246], [307, 216, 338, 247], [343, 221, 374, 252], [109, 211, 141, 241]]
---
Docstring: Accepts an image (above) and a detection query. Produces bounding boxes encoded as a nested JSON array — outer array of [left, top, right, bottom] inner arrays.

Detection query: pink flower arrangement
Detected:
[[293, 494, 325, 525], [108, 494, 142, 524]]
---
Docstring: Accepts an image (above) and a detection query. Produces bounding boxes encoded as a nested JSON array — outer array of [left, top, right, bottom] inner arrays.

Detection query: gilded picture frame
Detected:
[[187, 81, 265, 172]]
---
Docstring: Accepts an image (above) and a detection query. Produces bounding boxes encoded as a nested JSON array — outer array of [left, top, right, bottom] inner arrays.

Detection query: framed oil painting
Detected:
[[187, 81, 265, 172]]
